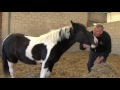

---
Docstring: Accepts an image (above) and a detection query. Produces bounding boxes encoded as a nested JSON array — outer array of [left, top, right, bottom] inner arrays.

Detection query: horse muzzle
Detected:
[[90, 44, 96, 48]]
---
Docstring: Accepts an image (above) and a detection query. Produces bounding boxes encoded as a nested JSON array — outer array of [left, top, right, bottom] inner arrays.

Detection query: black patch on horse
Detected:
[[32, 44, 47, 60]]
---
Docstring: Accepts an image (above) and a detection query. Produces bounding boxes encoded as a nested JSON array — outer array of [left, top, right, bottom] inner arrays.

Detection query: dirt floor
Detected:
[[0, 51, 120, 78]]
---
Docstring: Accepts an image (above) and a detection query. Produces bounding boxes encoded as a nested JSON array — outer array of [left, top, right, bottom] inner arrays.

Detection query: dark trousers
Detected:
[[87, 51, 107, 73]]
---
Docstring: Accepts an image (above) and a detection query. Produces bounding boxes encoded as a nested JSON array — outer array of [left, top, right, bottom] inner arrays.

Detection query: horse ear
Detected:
[[71, 20, 74, 24], [71, 20, 75, 27]]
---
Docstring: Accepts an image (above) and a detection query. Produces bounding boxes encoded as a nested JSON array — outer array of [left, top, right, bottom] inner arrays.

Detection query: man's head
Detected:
[[93, 24, 104, 37]]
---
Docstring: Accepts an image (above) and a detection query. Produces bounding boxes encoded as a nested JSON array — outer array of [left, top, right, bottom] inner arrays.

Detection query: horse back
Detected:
[[3, 33, 29, 50]]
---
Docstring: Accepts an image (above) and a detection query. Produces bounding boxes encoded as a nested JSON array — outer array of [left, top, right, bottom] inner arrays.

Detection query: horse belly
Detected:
[[19, 58, 37, 65]]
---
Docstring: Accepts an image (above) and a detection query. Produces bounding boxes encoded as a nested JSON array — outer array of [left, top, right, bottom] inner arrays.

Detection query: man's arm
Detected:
[[94, 56, 104, 64], [100, 34, 111, 58]]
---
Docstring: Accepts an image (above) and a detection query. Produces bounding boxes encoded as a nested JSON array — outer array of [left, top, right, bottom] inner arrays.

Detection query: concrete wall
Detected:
[[2, 12, 120, 55], [107, 12, 120, 22], [89, 12, 107, 23], [2, 12, 88, 52], [87, 21, 120, 55]]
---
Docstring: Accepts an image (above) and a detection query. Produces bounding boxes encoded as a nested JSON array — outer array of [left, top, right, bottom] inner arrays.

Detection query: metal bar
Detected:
[[8, 12, 11, 34]]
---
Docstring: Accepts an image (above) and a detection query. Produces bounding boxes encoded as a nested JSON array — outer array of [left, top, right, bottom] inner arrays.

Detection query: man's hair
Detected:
[[95, 24, 104, 31]]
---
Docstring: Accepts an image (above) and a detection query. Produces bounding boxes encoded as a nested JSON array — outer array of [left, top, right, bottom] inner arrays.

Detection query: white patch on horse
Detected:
[[25, 26, 71, 61], [59, 26, 71, 41], [25, 36, 39, 60], [35, 60, 43, 64], [8, 61, 14, 78]]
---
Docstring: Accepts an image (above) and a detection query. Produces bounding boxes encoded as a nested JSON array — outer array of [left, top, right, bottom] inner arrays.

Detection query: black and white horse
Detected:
[[2, 21, 98, 78]]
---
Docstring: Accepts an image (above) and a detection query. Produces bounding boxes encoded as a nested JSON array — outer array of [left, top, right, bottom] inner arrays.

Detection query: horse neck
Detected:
[[57, 34, 76, 54], [62, 28, 76, 50]]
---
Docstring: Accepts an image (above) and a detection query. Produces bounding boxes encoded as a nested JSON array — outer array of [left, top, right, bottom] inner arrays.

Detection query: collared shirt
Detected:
[[90, 31, 111, 58]]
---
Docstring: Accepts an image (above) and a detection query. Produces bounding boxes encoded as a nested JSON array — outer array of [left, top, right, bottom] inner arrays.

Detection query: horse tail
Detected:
[[2, 44, 10, 77]]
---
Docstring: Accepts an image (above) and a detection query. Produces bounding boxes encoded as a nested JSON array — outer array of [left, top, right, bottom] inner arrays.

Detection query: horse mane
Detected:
[[38, 26, 71, 43], [79, 23, 87, 33], [74, 22, 87, 33]]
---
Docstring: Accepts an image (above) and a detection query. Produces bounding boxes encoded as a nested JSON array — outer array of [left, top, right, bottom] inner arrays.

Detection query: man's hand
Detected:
[[83, 44, 90, 48], [94, 56, 104, 64]]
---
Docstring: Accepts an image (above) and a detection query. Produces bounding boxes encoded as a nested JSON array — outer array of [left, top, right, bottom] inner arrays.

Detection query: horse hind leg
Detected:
[[2, 55, 15, 78], [7, 61, 14, 78]]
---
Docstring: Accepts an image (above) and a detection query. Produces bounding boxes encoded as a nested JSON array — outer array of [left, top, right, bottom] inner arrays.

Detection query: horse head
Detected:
[[71, 20, 98, 49]]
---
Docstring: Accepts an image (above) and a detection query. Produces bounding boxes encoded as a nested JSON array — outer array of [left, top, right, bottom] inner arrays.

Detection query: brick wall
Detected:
[[2, 12, 88, 52], [87, 21, 120, 55]]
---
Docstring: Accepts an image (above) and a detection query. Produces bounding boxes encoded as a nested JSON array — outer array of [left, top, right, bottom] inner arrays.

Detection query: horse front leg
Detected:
[[40, 68, 51, 78], [40, 62, 48, 78], [40, 61, 54, 78], [46, 62, 55, 78]]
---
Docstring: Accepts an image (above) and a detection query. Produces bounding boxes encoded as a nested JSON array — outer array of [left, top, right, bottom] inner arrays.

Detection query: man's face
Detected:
[[93, 26, 103, 37]]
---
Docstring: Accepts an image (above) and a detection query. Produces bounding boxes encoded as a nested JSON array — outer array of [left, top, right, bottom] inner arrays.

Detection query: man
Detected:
[[80, 24, 112, 73]]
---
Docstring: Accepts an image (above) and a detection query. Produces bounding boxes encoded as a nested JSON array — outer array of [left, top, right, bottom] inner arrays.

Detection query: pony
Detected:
[[2, 21, 98, 78]]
